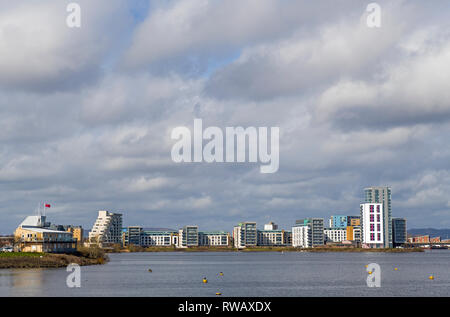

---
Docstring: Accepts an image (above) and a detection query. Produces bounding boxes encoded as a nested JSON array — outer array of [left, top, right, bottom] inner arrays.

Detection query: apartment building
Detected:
[[360, 203, 384, 248], [292, 224, 310, 248], [324, 227, 347, 243], [198, 231, 230, 246], [233, 222, 257, 248], [365, 186, 392, 248], [295, 218, 324, 247], [392, 218, 407, 247]]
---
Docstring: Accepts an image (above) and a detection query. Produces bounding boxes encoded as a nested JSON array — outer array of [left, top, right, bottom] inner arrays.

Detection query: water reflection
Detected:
[[10, 269, 44, 296]]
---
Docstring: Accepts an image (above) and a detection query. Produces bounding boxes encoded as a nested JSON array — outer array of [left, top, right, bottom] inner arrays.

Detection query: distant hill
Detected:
[[408, 228, 450, 238]]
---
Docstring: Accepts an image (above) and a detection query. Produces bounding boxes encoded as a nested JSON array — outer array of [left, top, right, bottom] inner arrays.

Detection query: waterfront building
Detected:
[[178, 225, 199, 248], [14, 215, 76, 253], [364, 186, 392, 248], [347, 216, 360, 226], [329, 215, 347, 228], [66, 226, 84, 242], [324, 227, 347, 243], [346, 225, 361, 242], [392, 218, 407, 247], [257, 229, 286, 246], [430, 237, 441, 243], [264, 222, 278, 230], [88, 210, 123, 245], [141, 229, 178, 246], [412, 235, 430, 243], [295, 218, 324, 247], [233, 222, 257, 248], [360, 203, 384, 248], [283, 231, 292, 246], [198, 231, 230, 246], [292, 224, 310, 248]]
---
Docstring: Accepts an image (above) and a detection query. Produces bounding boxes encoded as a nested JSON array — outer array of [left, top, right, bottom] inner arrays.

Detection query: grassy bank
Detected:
[[109, 245, 424, 253], [0, 247, 108, 269]]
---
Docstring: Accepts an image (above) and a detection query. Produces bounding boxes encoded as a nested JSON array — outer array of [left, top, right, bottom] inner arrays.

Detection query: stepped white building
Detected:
[[89, 210, 123, 245]]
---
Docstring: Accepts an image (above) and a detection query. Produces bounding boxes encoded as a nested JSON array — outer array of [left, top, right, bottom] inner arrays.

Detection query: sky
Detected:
[[0, 0, 450, 234]]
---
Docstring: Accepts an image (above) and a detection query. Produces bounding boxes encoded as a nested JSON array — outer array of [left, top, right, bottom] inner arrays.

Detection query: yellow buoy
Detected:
[[368, 271, 372, 275], [203, 278, 208, 283], [219, 272, 224, 276], [429, 275, 434, 280], [216, 292, 222, 296], [394, 268, 398, 271]]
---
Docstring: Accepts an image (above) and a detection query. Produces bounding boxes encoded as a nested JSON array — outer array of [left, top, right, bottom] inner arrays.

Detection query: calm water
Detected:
[[0, 250, 449, 296]]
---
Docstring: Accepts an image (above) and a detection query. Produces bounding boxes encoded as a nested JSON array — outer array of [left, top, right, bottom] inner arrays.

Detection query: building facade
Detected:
[[233, 222, 257, 248], [198, 231, 230, 246], [257, 230, 286, 246], [364, 186, 392, 248], [360, 203, 384, 248], [89, 210, 123, 245], [295, 218, 324, 247], [292, 225, 310, 248], [66, 226, 84, 242], [324, 227, 347, 243], [179, 225, 199, 247], [392, 218, 407, 247], [14, 215, 76, 253], [329, 215, 347, 228]]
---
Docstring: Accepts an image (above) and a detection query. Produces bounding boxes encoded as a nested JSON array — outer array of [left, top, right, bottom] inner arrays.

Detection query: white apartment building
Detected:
[[360, 203, 384, 248], [292, 225, 310, 248], [89, 210, 123, 245], [324, 227, 347, 243], [199, 232, 230, 246]]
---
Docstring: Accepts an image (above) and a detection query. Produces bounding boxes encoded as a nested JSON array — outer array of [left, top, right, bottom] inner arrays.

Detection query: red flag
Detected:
[[45, 204, 51, 208]]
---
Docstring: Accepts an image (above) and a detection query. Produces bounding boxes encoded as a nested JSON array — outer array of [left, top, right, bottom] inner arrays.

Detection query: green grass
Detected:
[[0, 252, 45, 258]]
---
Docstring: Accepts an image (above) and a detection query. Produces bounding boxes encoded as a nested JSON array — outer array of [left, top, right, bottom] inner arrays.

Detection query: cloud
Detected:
[[1, 0, 450, 234], [0, 0, 129, 91]]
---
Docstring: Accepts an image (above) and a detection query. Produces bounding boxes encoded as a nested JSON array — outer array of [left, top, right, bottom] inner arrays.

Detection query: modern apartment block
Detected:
[[122, 227, 178, 247], [257, 229, 286, 246], [360, 203, 384, 248], [364, 186, 392, 248], [392, 218, 407, 247], [324, 227, 347, 243], [179, 225, 199, 247], [295, 218, 324, 247], [198, 231, 230, 246], [346, 225, 361, 242], [329, 215, 347, 228], [66, 226, 84, 242], [347, 216, 360, 226], [292, 224, 310, 248], [233, 222, 257, 248], [89, 210, 123, 245]]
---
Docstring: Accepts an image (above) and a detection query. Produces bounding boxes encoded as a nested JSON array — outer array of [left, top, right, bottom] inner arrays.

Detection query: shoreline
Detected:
[[109, 246, 426, 253], [0, 250, 108, 269]]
